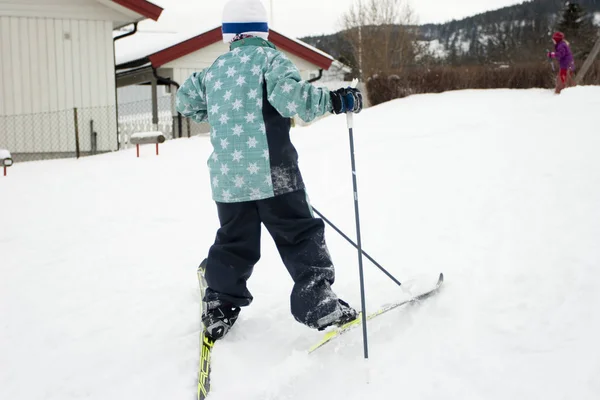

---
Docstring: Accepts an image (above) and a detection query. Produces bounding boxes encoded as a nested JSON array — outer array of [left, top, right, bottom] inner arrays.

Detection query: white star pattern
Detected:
[[176, 96, 181, 107], [205, 71, 214, 82], [249, 188, 262, 200], [281, 82, 294, 94], [211, 128, 217, 138], [286, 102, 298, 114], [232, 99, 243, 111], [212, 176, 219, 187], [220, 163, 230, 175], [240, 54, 250, 64], [247, 163, 260, 175], [232, 124, 244, 136], [245, 112, 256, 123], [217, 59, 226, 68], [222, 189, 232, 201], [232, 48, 241, 56], [303, 91, 309, 100], [210, 104, 220, 115], [232, 149, 244, 162], [259, 123, 266, 134], [286, 67, 296, 74], [220, 138, 229, 150], [219, 113, 230, 124], [272, 60, 281, 69], [264, 174, 273, 187], [236, 76, 246, 86], [256, 98, 262, 109], [247, 137, 258, 148], [211, 152, 218, 162], [226, 66, 237, 78], [248, 89, 258, 99], [251, 65, 261, 76], [262, 149, 270, 160], [186, 88, 198, 99], [213, 80, 223, 91], [256, 47, 265, 54], [234, 175, 245, 188], [223, 90, 232, 101]]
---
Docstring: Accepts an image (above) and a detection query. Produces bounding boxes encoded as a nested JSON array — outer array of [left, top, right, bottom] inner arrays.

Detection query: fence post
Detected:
[[73, 108, 81, 159]]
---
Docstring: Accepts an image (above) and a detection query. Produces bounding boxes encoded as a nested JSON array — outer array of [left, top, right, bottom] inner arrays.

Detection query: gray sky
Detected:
[[142, 0, 530, 38]]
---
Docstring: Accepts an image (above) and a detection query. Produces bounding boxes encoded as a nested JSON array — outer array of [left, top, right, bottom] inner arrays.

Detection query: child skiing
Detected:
[[548, 32, 576, 94], [176, 0, 363, 340]]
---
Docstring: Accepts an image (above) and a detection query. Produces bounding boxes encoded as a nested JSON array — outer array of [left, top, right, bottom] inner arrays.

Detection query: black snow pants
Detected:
[[204, 189, 340, 329]]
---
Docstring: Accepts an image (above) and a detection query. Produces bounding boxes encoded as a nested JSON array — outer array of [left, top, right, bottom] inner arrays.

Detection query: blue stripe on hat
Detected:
[[222, 22, 268, 34]]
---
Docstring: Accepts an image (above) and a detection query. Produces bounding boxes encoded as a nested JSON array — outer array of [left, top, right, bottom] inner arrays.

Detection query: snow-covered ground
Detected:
[[2, 87, 600, 400]]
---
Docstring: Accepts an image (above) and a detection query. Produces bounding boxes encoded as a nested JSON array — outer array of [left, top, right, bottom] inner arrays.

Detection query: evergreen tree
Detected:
[[556, 2, 598, 59]]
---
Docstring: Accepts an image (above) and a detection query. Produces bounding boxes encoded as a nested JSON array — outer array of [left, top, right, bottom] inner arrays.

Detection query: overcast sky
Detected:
[[142, 0, 530, 38]]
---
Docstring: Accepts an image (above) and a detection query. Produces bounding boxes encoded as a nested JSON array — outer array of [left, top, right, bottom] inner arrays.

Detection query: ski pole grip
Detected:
[[346, 78, 359, 129]]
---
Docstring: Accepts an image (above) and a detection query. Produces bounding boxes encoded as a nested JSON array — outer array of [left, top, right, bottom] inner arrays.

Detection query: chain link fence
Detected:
[[0, 106, 117, 163], [118, 96, 210, 149]]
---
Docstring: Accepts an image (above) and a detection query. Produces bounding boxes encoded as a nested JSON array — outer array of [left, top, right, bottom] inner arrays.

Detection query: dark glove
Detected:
[[330, 87, 363, 114]]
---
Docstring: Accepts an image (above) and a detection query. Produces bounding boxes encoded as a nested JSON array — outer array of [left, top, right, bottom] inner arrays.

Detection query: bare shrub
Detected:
[[365, 61, 600, 106]]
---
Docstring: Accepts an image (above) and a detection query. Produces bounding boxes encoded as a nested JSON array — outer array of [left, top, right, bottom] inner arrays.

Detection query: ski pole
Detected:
[[312, 206, 403, 287], [346, 78, 369, 360], [546, 49, 555, 72]]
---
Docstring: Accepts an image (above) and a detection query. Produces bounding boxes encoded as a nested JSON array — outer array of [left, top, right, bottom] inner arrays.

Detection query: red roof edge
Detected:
[[147, 27, 334, 70], [269, 30, 333, 70], [111, 0, 163, 21], [149, 27, 223, 68]]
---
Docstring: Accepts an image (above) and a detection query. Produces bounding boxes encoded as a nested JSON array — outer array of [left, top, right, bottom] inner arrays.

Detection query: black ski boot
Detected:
[[317, 299, 358, 331], [202, 302, 241, 340]]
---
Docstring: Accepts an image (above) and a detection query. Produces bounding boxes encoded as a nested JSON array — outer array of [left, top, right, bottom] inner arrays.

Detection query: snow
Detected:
[[115, 27, 334, 67], [420, 39, 449, 59], [115, 29, 209, 65], [130, 131, 166, 139], [2, 87, 600, 399]]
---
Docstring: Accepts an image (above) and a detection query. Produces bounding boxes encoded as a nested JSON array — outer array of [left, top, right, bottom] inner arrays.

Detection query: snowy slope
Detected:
[[2, 87, 600, 400]]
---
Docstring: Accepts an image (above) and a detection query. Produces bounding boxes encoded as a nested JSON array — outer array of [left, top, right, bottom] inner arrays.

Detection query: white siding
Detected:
[[0, 16, 118, 154], [0, 0, 139, 26], [0, 16, 115, 113]]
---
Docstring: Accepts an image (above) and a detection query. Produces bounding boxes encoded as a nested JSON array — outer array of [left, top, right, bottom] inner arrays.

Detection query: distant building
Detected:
[[115, 27, 349, 137], [0, 0, 163, 161]]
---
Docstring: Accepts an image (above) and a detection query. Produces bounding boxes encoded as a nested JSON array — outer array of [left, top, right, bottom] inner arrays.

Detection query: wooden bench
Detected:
[[0, 149, 13, 176], [129, 132, 166, 158]]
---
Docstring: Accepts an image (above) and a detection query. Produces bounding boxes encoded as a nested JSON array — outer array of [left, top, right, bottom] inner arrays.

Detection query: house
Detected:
[[115, 26, 350, 138], [0, 0, 163, 161]]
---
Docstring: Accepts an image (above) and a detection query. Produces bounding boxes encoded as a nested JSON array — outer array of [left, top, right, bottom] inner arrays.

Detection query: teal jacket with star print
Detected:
[[176, 37, 334, 203]]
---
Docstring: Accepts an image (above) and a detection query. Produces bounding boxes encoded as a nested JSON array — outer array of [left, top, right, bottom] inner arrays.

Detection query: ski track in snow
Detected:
[[1, 87, 600, 399]]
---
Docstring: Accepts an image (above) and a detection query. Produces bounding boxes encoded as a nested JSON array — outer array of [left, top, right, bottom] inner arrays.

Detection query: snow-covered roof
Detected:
[[115, 26, 336, 70]]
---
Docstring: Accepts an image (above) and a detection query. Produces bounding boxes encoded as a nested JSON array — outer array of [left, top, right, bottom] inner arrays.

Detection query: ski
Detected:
[[197, 259, 215, 400], [309, 273, 444, 353]]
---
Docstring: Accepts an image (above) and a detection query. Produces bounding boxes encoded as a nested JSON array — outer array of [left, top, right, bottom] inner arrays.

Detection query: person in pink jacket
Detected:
[[548, 32, 576, 94]]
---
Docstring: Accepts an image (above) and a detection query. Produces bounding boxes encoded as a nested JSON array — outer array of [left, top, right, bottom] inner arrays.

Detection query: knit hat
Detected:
[[222, 0, 269, 43], [552, 32, 565, 42]]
